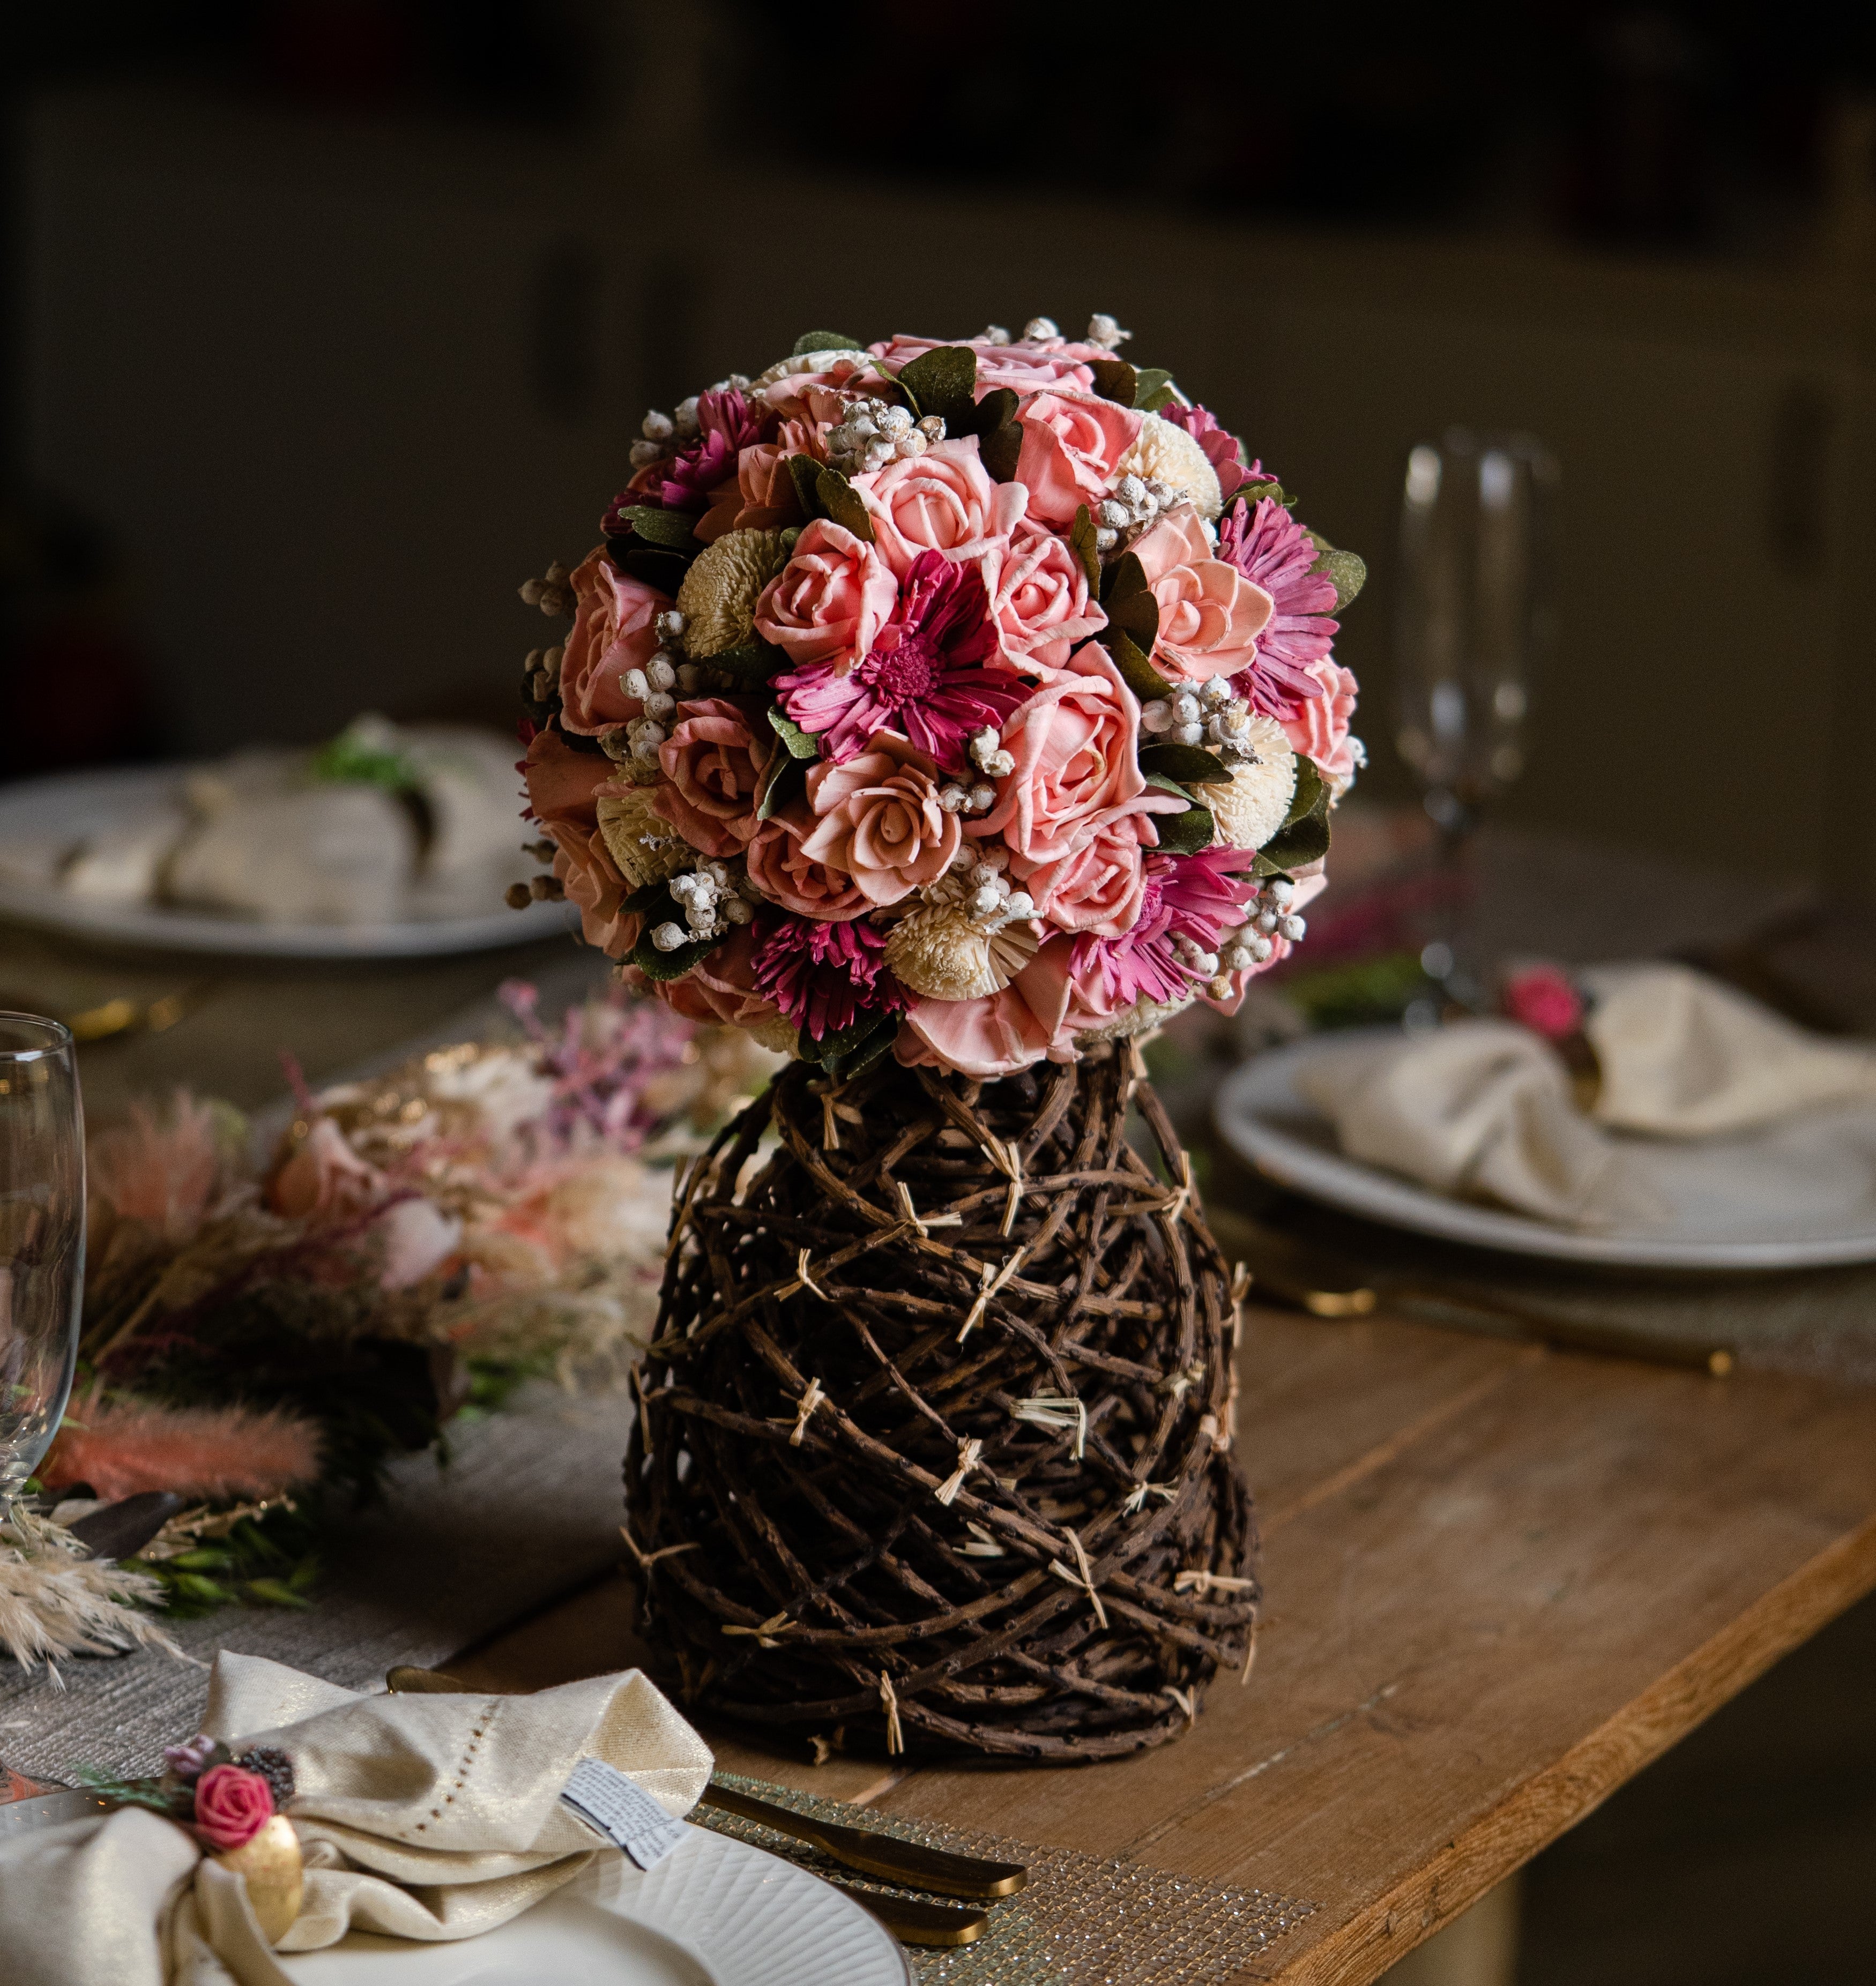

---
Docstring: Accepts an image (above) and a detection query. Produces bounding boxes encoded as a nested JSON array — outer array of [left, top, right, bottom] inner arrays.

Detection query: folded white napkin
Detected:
[[1294, 965, 1876, 1229], [0, 1652, 713, 1986]]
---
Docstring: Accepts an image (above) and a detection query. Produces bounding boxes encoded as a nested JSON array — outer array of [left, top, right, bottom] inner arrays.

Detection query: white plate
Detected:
[[1216, 1028, 1876, 1270], [0, 764, 572, 959], [281, 1826, 907, 1986]]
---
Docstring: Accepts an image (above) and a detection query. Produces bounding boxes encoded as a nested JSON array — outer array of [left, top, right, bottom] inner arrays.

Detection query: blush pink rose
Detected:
[[799, 733, 959, 907], [1013, 391, 1144, 525], [1131, 509, 1274, 685], [695, 420, 822, 543], [557, 548, 669, 736], [552, 818, 640, 957], [653, 698, 772, 858], [754, 519, 898, 672], [972, 644, 1182, 867], [760, 360, 897, 423], [856, 437, 1027, 578], [746, 799, 868, 921], [1279, 659, 1360, 790], [192, 1765, 275, 1851], [893, 938, 1077, 1078], [869, 334, 1099, 400], [522, 727, 608, 835], [1015, 809, 1156, 937], [982, 520, 1106, 670], [655, 923, 788, 1035]]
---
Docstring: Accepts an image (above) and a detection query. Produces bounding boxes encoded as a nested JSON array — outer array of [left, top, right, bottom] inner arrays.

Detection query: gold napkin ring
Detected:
[[212, 1813, 304, 1943]]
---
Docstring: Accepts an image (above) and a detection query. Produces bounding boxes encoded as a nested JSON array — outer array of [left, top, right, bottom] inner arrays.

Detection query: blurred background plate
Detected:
[[0, 765, 572, 960], [1216, 1030, 1876, 1271]]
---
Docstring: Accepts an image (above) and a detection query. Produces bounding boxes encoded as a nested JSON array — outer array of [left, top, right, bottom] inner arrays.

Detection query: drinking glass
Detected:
[[0, 1015, 84, 1504], [1394, 429, 1559, 1005]]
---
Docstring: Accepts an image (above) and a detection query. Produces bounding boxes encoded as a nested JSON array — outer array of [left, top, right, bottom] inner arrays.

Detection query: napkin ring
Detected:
[[211, 1810, 304, 1942]]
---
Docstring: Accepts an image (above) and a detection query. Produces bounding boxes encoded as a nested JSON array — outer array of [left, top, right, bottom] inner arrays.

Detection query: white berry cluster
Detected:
[[937, 775, 1000, 816], [627, 377, 753, 473], [518, 560, 573, 617], [1023, 316, 1059, 340], [967, 726, 1015, 779], [1094, 471, 1189, 554], [927, 844, 1036, 928], [825, 398, 946, 476], [1141, 675, 1255, 756], [608, 609, 694, 768], [1193, 880, 1309, 998], [1085, 312, 1133, 350], [650, 858, 756, 952]]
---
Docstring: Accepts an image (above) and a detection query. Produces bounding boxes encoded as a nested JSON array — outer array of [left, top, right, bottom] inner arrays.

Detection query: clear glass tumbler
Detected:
[[0, 1014, 84, 1503]]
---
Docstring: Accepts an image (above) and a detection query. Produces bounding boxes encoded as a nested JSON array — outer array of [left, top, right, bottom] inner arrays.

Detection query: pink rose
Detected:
[[1015, 809, 1155, 937], [557, 549, 669, 737], [761, 360, 897, 423], [695, 421, 822, 542], [653, 698, 772, 858], [856, 437, 1027, 578], [753, 519, 898, 672], [799, 733, 959, 907], [982, 520, 1106, 670], [894, 938, 1077, 1079], [1012, 391, 1144, 525], [869, 334, 1099, 399], [192, 1765, 275, 1851], [552, 820, 640, 956], [746, 799, 868, 921], [522, 727, 608, 835], [1279, 659, 1360, 790], [1503, 964, 1584, 1041], [1132, 510, 1274, 685], [266, 1117, 381, 1220], [655, 923, 789, 1036], [972, 645, 1181, 867]]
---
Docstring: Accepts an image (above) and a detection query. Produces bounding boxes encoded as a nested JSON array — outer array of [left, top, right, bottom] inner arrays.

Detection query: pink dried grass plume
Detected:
[[41, 1397, 323, 1502], [88, 1090, 235, 1243]]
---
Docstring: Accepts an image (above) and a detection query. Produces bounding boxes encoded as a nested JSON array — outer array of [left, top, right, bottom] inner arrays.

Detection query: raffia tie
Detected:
[[1121, 1480, 1178, 1515], [780, 1377, 826, 1447], [1011, 1394, 1087, 1460], [958, 1245, 1028, 1342], [934, 1436, 983, 1507], [1048, 1525, 1108, 1630], [896, 1179, 961, 1238], [1174, 1569, 1258, 1597], [722, 1609, 793, 1648], [781, 1249, 828, 1301], [877, 1671, 905, 1755], [618, 1526, 698, 1572]]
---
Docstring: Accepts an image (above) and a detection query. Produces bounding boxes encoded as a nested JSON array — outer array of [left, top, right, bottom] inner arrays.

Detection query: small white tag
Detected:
[[559, 1757, 687, 1871]]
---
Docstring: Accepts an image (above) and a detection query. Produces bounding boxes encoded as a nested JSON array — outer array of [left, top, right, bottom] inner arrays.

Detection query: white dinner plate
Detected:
[[0, 764, 572, 959], [281, 1826, 907, 1986], [1216, 1028, 1876, 1270]]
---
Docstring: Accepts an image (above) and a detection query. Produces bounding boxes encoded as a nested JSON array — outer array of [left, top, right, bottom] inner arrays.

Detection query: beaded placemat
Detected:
[[696, 1773, 1317, 1986]]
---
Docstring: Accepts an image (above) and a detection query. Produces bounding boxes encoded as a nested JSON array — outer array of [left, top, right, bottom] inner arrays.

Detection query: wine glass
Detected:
[[0, 1014, 84, 1505], [1394, 429, 1559, 1008]]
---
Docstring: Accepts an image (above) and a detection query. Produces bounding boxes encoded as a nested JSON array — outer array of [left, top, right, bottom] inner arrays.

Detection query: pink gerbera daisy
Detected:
[[604, 390, 769, 527], [751, 913, 907, 1043], [1217, 498, 1338, 720], [1071, 849, 1258, 1010], [773, 551, 1027, 771], [1157, 404, 1254, 503]]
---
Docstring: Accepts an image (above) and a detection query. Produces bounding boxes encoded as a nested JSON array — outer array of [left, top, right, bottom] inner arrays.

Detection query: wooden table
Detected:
[[451, 1301, 1876, 1985]]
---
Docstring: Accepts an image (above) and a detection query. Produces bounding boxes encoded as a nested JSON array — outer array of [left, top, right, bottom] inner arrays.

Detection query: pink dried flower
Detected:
[[1071, 849, 1259, 1009], [775, 551, 1024, 771], [1157, 404, 1252, 502], [1502, 965, 1584, 1040], [39, 1397, 324, 1502], [751, 914, 907, 1043], [88, 1092, 234, 1243], [1217, 497, 1338, 720], [163, 1735, 218, 1784]]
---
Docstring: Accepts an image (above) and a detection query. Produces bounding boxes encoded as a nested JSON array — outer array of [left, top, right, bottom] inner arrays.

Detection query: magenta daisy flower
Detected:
[[1071, 849, 1257, 1010], [1217, 498, 1338, 720], [751, 913, 907, 1043], [604, 390, 768, 528], [773, 551, 1027, 770]]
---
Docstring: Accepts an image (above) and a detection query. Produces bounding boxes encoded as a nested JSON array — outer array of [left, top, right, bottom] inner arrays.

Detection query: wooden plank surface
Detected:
[[452, 1303, 1876, 1985]]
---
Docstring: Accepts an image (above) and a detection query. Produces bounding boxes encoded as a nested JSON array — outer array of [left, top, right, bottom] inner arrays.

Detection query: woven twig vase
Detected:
[[623, 1044, 1257, 1761]]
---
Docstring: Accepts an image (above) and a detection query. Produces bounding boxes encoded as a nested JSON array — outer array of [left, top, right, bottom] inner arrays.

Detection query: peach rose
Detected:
[[557, 548, 669, 736], [855, 436, 1027, 578], [983, 520, 1107, 670], [552, 820, 640, 956], [522, 726, 608, 835], [799, 733, 959, 907], [696, 420, 822, 543], [1013, 391, 1144, 525], [655, 922, 789, 1036], [1131, 509, 1274, 685], [972, 644, 1182, 867], [1280, 659, 1360, 792], [870, 335, 1099, 400], [1015, 809, 1156, 937], [653, 697, 771, 858], [746, 798, 868, 921], [894, 937, 1078, 1078], [753, 518, 898, 672]]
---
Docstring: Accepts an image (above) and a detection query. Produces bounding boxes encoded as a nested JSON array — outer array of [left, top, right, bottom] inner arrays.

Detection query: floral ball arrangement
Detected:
[[515, 316, 1364, 1077]]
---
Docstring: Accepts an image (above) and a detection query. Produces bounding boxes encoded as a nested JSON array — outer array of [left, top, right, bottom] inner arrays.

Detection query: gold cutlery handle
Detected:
[[825, 1880, 990, 1946]]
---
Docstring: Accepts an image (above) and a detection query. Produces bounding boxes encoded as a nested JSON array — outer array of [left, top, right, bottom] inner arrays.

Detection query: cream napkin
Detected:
[[1293, 965, 1876, 1229], [0, 1651, 713, 1986]]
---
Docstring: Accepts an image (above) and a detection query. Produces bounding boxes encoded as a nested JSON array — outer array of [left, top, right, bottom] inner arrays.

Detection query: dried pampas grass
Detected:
[[40, 1397, 323, 1503], [0, 1504, 182, 1677]]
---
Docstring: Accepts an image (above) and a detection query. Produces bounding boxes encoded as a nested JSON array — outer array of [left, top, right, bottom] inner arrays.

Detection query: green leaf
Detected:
[[245, 1578, 315, 1611], [768, 705, 822, 758], [1141, 742, 1231, 785], [1132, 368, 1176, 412], [786, 453, 828, 522], [815, 466, 876, 542], [1259, 761, 1332, 870], [810, 1011, 899, 1079], [620, 546, 692, 593], [966, 386, 1018, 438], [629, 885, 727, 980], [1102, 627, 1177, 702], [1154, 803, 1216, 856], [779, 525, 802, 554], [1238, 477, 1294, 509], [1143, 769, 1196, 804], [756, 745, 809, 822], [1307, 539, 1367, 611], [1100, 554, 1161, 649], [1069, 505, 1101, 591], [1286, 755, 1327, 826], [833, 1020, 898, 1082], [979, 418, 1024, 483], [893, 345, 978, 430], [793, 330, 862, 356], [1088, 357, 1137, 405], [623, 876, 678, 914], [617, 505, 699, 551], [708, 638, 784, 689]]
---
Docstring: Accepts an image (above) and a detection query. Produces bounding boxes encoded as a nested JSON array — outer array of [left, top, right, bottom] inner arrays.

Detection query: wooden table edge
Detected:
[[1245, 1511, 1876, 1985]]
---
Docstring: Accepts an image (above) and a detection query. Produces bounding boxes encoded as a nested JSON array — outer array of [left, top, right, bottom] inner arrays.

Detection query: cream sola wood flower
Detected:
[[1115, 412, 1224, 521], [1194, 715, 1297, 850], [675, 528, 791, 657], [595, 785, 693, 892], [884, 901, 1040, 1001]]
